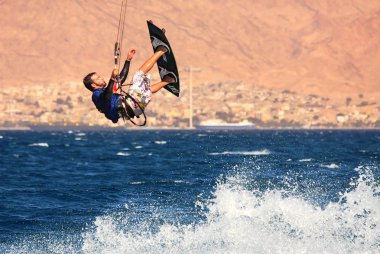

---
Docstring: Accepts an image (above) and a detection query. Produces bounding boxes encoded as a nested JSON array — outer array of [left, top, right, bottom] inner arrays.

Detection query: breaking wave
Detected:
[[116, 152, 131, 157], [299, 158, 313, 162], [154, 141, 167, 145], [28, 143, 49, 147], [321, 163, 340, 169], [209, 149, 271, 156], [4, 166, 379, 254], [81, 166, 380, 254]]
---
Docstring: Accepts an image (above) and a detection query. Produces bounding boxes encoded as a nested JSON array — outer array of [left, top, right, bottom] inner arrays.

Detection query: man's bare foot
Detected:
[[156, 45, 168, 53], [162, 74, 175, 83], [151, 36, 170, 53]]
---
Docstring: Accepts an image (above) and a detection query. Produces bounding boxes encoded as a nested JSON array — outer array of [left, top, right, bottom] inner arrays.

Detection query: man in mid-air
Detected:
[[83, 38, 177, 123]]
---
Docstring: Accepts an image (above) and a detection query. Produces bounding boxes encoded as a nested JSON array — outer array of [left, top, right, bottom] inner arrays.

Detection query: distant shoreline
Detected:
[[0, 125, 379, 131]]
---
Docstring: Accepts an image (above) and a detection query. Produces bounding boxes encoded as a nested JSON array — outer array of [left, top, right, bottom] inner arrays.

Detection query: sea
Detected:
[[0, 129, 379, 254]]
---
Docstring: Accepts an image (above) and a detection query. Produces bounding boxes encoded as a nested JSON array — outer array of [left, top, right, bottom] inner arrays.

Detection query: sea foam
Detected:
[[209, 149, 271, 156], [116, 152, 131, 157], [5, 166, 379, 254], [321, 163, 340, 169], [299, 158, 313, 162], [154, 141, 167, 145], [28, 143, 49, 147], [81, 166, 380, 254]]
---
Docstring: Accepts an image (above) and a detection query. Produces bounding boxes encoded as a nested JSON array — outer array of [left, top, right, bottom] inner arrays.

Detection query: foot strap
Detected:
[[117, 93, 147, 126]]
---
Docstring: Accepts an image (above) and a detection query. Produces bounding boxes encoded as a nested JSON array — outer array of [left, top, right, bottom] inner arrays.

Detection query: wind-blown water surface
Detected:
[[0, 130, 379, 253]]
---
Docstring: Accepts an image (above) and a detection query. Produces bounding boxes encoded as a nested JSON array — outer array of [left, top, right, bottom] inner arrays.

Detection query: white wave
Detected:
[[5, 167, 380, 254], [134, 146, 143, 149], [28, 143, 49, 147], [116, 152, 130, 156], [197, 134, 207, 137], [154, 140, 167, 145], [299, 158, 313, 162], [209, 149, 271, 156], [76, 133, 86, 136], [129, 181, 144, 185], [82, 166, 380, 254], [75, 138, 82, 141], [0, 135, 3, 139], [121, 148, 130, 151], [321, 163, 340, 169]]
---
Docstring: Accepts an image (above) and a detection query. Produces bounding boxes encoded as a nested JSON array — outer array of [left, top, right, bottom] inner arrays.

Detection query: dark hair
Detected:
[[83, 72, 96, 91]]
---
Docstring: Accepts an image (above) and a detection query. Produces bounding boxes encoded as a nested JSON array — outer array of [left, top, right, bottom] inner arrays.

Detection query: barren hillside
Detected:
[[0, 0, 379, 101]]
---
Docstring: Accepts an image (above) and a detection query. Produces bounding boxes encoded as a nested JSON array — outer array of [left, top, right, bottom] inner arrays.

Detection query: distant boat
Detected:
[[196, 119, 256, 129]]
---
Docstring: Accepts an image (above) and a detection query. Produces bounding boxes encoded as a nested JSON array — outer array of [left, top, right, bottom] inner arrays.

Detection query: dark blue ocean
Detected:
[[0, 130, 379, 253]]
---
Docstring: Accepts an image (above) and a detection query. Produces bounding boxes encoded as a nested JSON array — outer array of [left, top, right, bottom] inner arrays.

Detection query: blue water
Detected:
[[0, 130, 379, 253]]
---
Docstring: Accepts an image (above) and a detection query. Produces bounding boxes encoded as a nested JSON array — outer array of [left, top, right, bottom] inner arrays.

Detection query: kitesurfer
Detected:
[[83, 40, 177, 124]]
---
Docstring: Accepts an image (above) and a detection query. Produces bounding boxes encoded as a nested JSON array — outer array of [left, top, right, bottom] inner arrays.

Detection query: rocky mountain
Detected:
[[1, 0, 379, 102]]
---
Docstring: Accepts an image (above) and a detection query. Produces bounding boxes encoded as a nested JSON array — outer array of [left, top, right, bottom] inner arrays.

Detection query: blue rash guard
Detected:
[[91, 60, 131, 123], [92, 90, 120, 123]]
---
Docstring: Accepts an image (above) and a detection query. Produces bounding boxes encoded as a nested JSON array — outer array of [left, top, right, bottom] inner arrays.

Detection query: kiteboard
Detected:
[[147, 20, 180, 97]]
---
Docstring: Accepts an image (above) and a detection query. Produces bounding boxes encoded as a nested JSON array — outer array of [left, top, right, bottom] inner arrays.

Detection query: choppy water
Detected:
[[0, 130, 379, 253]]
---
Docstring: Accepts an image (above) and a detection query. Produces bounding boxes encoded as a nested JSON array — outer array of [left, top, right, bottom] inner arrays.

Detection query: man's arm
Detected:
[[119, 60, 131, 84], [119, 49, 136, 84], [103, 69, 118, 100], [103, 49, 135, 100]]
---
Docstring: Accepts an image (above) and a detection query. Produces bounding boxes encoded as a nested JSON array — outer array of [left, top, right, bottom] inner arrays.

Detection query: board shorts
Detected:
[[126, 70, 152, 116]]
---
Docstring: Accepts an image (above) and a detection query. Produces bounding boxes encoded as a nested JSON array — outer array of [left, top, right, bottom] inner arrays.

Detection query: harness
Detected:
[[116, 85, 147, 126]]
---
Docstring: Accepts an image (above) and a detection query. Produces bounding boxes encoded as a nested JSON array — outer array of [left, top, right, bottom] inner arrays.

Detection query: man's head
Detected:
[[83, 72, 107, 91]]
